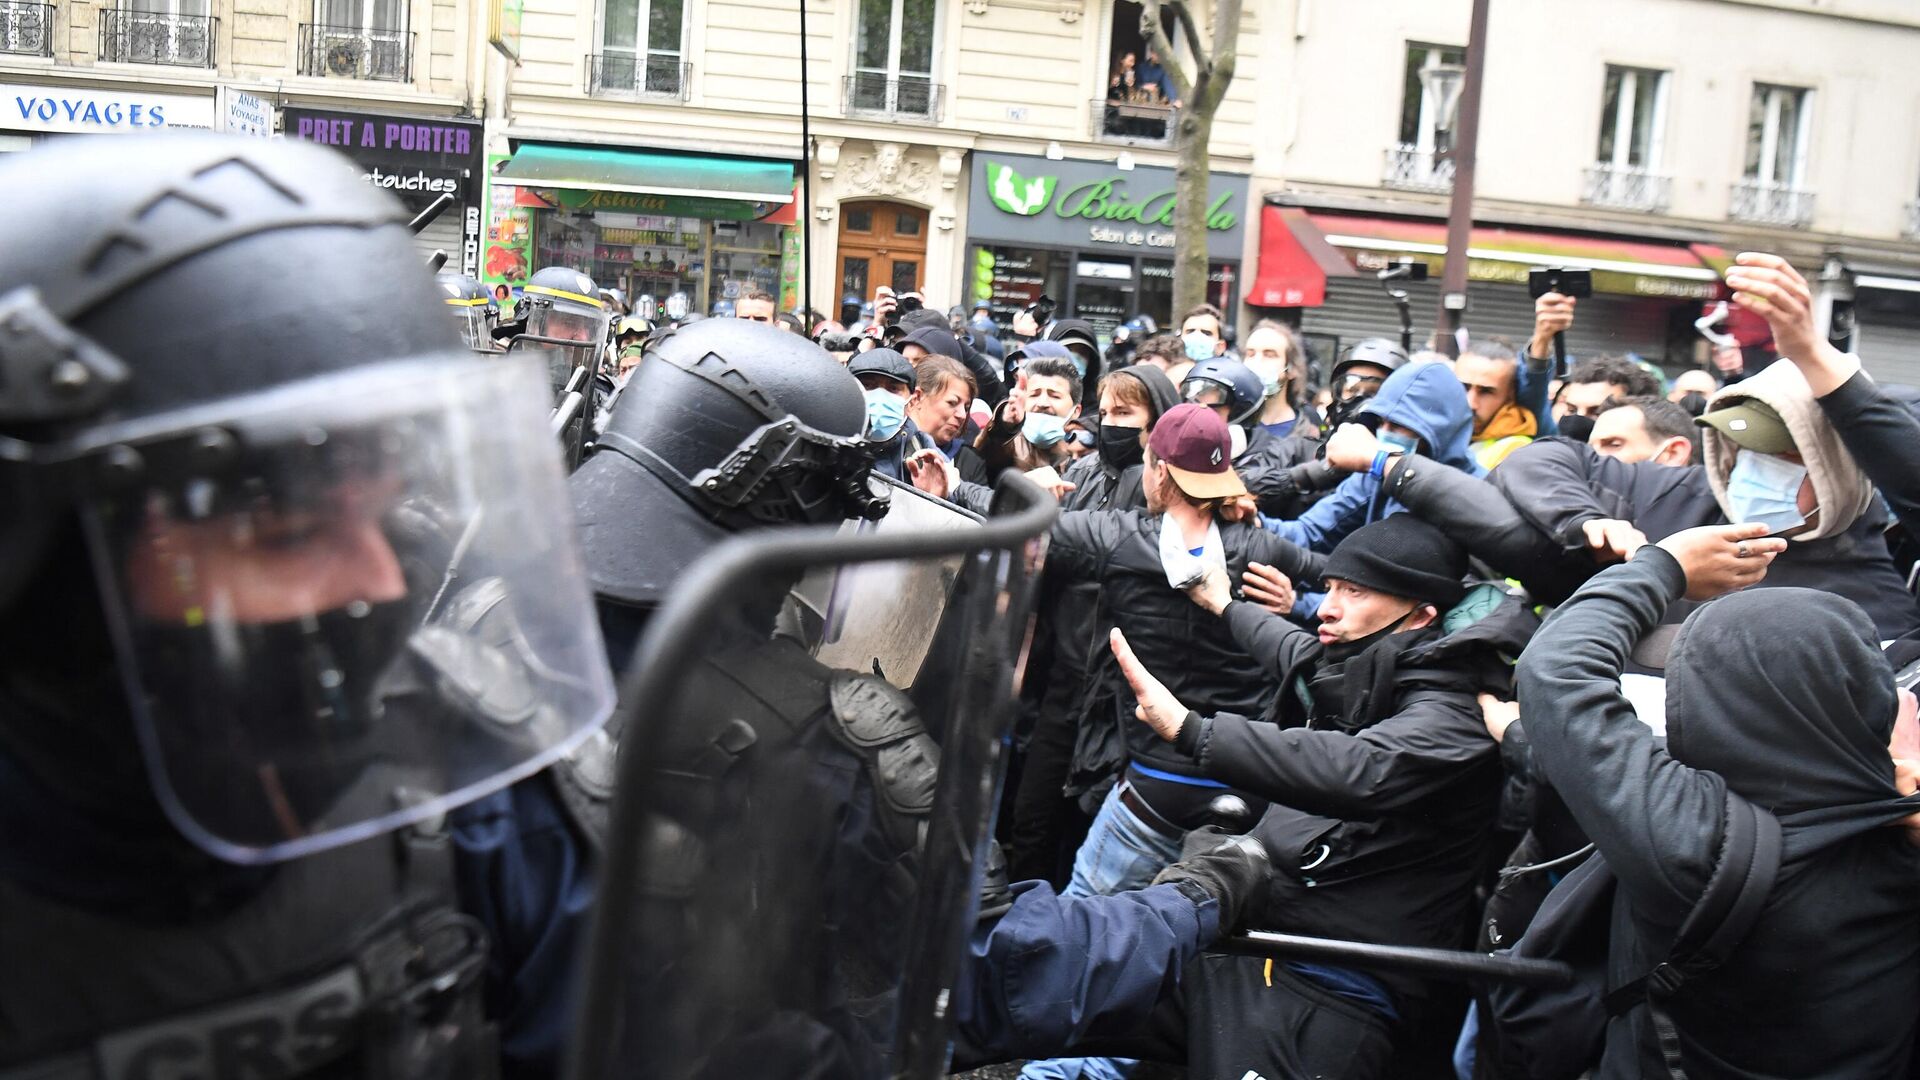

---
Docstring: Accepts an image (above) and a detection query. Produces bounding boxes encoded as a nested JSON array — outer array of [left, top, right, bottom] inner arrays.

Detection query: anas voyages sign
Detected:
[[969, 152, 1248, 260]]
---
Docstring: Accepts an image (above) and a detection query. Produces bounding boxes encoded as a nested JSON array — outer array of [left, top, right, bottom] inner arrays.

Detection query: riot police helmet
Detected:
[[436, 270, 497, 351], [521, 265, 607, 344], [573, 319, 886, 610], [1181, 357, 1266, 427], [1325, 337, 1410, 430], [0, 134, 614, 864]]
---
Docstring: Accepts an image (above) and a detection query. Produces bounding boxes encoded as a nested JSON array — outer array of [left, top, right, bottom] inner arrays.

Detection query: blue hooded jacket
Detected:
[[1260, 360, 1483, 553]]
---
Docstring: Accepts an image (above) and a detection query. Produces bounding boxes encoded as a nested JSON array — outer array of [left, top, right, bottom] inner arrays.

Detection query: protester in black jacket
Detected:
[[1108, 515, 1521, 1079], [1516, 523, 1920, 1079], [1005, 364, 1180, 885], [1043, 404, 1323, 898], [1373, 253, 1920, 638]]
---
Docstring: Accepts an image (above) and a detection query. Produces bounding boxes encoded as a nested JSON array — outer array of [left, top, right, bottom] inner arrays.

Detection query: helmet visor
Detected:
[[1334, 370, 1386, 403], [79, 358, 615, 863], [1182, 380, 1233, 409], [535, 307, 607, 345]]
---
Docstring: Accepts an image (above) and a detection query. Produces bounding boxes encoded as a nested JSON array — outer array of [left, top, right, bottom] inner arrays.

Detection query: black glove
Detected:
[[1287, 457, 1344, 491], [1152, 831, 1270, 933]]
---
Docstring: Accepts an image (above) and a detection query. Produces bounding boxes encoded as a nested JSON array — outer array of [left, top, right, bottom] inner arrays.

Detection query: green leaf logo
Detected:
[[986, 161, 1056, 216]]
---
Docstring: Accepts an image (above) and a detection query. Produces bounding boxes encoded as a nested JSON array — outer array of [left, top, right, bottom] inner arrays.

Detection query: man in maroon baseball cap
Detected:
[[1148, 401, 1250, 503]]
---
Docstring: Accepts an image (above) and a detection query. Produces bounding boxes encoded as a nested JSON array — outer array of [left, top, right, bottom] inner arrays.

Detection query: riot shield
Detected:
[[565, 474, 1056, 1080]]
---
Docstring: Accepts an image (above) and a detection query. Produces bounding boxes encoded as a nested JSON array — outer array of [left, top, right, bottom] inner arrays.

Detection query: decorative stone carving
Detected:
[[844, 140, 933, 199], [814, 136, 844, 181], [965, 0, 987, 12]]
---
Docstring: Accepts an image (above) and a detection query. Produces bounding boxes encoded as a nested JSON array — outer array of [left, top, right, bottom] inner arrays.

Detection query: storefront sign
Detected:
[[2, 83, 213, 133], [219, 88, 271, 137], [283, 106, 483, 220], [529, 185, 783, 222], [968, 152, 1249, 260], [488, 0, 524, 61]]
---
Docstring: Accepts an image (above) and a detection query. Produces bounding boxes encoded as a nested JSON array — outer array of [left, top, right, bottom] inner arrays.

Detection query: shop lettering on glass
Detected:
[[12, 94, 168, 128], [463, 205, 482, 278], [285, 108, 483, 218]]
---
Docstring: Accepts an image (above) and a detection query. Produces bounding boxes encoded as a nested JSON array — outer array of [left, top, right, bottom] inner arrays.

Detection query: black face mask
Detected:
[[1322, 392, 1375, 435], [139, 601, 413, 824], [1676, 391, 1709, 418], [1322, 607, 1415, 664], [1557, 413, 1595, 444], [1097, 423, 1146, 470]]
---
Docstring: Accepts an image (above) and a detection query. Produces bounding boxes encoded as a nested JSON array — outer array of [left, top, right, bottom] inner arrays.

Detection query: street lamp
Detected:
[[1419, 63, 1467, 157]]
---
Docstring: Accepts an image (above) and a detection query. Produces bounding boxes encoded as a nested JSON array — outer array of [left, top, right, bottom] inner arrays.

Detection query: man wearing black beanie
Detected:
[[1105, 513, 1535, 1079]]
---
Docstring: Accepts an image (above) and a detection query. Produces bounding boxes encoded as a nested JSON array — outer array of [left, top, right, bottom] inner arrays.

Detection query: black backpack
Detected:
[[1477, 792, 1782, 1080]]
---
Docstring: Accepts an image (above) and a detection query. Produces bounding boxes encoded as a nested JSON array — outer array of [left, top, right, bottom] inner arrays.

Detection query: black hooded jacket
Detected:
[[1233, 424, 1325, 520], [1169, 593, 1530, 1007], [1384, 437, 1920, 637], [1518, 551, 1920, 1079], [1045, 513, 1323, 795]]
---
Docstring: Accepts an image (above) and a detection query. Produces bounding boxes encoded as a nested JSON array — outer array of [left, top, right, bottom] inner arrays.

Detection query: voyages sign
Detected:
[[967, 152, 1249, 260]]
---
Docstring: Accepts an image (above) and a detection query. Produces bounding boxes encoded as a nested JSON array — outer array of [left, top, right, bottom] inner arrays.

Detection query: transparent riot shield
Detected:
[[565, 474, 1055, 1080]]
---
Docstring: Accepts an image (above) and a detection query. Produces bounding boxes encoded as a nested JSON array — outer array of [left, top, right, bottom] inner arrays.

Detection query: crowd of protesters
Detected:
[[808, 252, 1920, 1079]]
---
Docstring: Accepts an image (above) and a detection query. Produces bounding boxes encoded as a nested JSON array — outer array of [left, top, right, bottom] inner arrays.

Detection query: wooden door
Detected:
[[837, 201, 929, 304]]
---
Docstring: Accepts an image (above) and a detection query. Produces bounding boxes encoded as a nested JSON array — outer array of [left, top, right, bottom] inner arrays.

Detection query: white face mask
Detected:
[[1726, 451, 1809, 534]]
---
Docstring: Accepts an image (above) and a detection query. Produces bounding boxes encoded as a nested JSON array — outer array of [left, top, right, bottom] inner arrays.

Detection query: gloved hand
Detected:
[[1153, 831, 1270, 933], [1287, 457, 1343, 493]]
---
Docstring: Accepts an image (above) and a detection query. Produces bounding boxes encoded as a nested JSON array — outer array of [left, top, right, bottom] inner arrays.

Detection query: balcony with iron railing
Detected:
[[99, 9, 216, 67], [585, 53, 690, 101], [298, 22, 413, 82], [1090, 97, 1174, 147], [1729, 178, 1815, 228], [0, 2, 53, 57], [1383, 143, 1454, 194], [1581, 162, 1672, 214], [843, 73, 943, 122]]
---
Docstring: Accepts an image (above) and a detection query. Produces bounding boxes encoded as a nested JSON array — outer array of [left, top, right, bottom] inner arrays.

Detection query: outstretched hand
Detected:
[[1110, 627, 1189, 743], [905, 448, 955, 500], [1654, 522, 1787, 601], [1726, 252, 1858, 396], [1582, 518, 1648, 564], [1240, 561, 1295, 616]]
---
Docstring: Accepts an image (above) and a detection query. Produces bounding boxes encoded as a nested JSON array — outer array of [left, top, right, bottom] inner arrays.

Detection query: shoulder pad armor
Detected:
[[827, 672, 925, 748]]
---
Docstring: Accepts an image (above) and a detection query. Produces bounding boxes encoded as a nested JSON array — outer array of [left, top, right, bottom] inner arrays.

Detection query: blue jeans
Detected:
[[1064, 782, 1189, 898], [1023, 784, 1188, 1080]]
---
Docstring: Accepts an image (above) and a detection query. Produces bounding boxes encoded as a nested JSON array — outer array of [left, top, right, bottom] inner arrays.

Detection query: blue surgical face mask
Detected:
[[1022, 410, 1069, 448], [1260, 376, 1283, 400], [1378, 430, 1420, 456], [1726, 450, 1809, 534], [1183, 332, 1216, 363], [864, 387, 908, 441]]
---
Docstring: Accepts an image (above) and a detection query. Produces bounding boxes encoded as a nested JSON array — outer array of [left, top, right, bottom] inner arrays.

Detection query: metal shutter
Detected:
[[1857, 312, 1920, 387], [414, 213, 464, 272], [1301, 279, 1673, 364]]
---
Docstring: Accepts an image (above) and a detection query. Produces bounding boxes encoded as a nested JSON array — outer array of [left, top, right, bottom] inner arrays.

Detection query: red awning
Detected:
[[1304, 212, 1727, 300], [1245, 206, 1360, 308]]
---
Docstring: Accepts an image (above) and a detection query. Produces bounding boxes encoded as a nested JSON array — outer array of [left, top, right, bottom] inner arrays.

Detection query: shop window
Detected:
[[972, 246, 1068, 331], [1096, 0, 1177, 145], [533, 211, 792, 322], [1585, 66, 1671, 212], [1385, 42, 1463, 192], [1733, 83, 1814, 226], [304, 0, 411, 80], [593, 0, 688, 99], [849, 0, 941, 120]]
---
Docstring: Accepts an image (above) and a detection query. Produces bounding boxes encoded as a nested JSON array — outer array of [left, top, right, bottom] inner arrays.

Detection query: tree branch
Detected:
[[1139, 0, 1193, 104], [1199, 0, 1240, 112], [1169, 1, 1206, 71]]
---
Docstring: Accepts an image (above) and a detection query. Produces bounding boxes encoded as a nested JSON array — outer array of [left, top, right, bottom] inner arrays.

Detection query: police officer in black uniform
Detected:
[[0, 134, 614, 1079]]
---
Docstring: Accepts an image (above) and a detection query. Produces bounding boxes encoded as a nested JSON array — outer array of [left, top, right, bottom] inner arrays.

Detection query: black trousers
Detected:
[[1069, 953, 1399, 1080], [1006, 671, 1093, 888]]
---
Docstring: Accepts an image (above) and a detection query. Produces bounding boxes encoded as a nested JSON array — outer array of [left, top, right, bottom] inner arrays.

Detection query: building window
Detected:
[[100, 0, 217, 67], [592, 0, 687, 99], [1094, 0, 1176, 145], [847, 0, 940, 120], [1584, 65, 1671, 212], [1732, 83, 1815, 227], [1385, 42, 1463, 193], [303, 0, 411, 80], [0, 0, 56, 58]]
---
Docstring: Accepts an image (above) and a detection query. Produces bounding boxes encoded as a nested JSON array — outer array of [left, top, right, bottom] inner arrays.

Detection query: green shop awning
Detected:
[[496, 144, 794, 204]]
